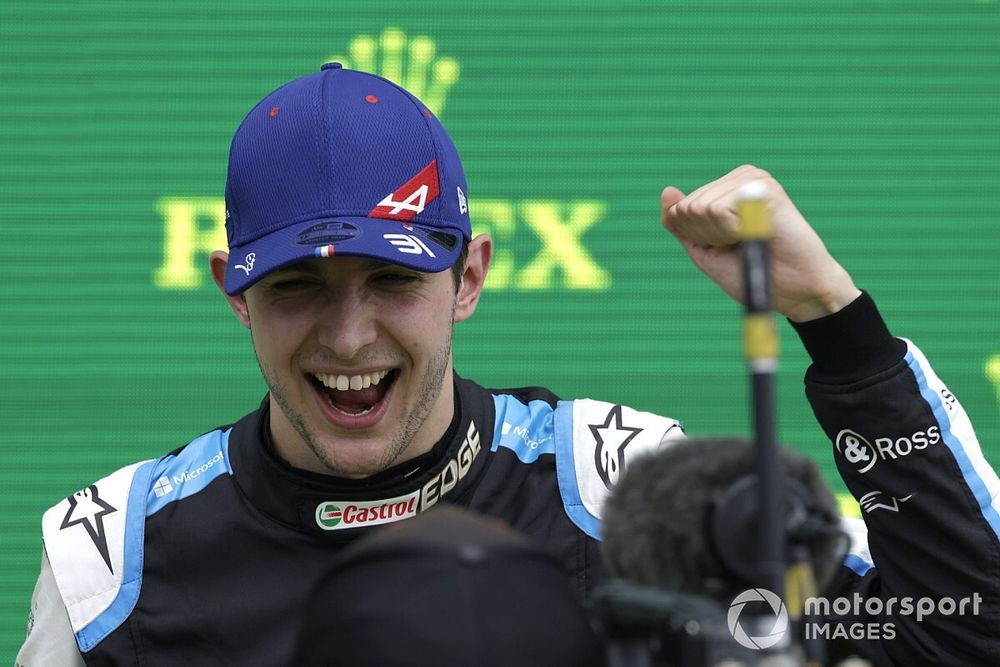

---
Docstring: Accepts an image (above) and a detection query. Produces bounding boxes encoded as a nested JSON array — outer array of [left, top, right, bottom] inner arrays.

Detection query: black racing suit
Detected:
[[17, 293, 1000, 665]]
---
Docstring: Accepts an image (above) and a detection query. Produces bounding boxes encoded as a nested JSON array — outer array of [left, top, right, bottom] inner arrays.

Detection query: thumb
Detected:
[[660, 185, 687, 231]]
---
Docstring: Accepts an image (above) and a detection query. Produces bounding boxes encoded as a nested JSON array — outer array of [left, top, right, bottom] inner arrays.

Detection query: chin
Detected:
[[312, 437, 401, 478]]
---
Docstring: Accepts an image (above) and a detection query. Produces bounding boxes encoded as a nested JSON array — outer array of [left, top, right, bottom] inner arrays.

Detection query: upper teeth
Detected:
[[314, 370, 391, 391]]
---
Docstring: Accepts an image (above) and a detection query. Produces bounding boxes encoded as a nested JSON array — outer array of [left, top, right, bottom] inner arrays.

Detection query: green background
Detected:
[[2, 1, 999, 658]]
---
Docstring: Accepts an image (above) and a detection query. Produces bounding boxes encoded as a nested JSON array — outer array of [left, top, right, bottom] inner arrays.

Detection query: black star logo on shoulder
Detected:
[[60, 485, 117, 573], [589, 405, 643, 489]]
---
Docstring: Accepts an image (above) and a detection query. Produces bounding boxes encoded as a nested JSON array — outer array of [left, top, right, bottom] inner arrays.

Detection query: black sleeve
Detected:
[[791, 292, 1000, 666]]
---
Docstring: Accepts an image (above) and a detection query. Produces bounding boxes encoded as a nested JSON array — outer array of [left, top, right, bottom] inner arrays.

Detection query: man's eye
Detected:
[[374, 273, 419, 284]]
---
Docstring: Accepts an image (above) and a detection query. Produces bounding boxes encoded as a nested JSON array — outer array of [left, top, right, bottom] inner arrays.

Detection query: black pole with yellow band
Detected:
[[737, 181, 784, 602], [739, 185, 830, 665]]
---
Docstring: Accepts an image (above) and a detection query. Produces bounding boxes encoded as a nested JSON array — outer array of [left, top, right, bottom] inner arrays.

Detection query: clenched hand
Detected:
[[660, 165, 861, 322]]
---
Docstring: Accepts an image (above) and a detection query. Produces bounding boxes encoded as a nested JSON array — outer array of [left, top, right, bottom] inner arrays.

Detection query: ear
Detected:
[[454, 234, 492, 323], [210, 250, 251, 329]]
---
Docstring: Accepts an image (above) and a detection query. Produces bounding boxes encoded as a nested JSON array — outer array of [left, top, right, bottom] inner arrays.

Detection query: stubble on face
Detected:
[[250, 307, 456, 478]]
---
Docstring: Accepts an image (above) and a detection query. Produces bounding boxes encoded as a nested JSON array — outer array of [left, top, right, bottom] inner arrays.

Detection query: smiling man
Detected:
[[207, 62, 493, 484], [19, 64, 1000, 666]]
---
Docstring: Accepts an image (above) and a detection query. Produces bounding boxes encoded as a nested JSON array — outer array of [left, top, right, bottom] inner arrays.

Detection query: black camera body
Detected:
[[591, 579, 802, 667]]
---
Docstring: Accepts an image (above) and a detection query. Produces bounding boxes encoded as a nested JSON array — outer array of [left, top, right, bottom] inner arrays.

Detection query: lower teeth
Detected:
[[324, 393, 376, 416]]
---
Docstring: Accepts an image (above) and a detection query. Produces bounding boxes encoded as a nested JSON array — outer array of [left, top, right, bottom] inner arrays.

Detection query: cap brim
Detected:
[[223, 216, 465, 295]]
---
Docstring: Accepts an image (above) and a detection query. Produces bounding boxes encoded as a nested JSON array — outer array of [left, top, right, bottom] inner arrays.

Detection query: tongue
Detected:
[[325, 384, 388, 414]]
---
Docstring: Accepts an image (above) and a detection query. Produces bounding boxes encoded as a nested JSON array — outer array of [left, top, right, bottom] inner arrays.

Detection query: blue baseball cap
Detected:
[[222, 63, 471, 295]]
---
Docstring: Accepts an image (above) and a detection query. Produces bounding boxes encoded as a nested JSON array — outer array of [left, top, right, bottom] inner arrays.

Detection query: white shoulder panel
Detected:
[[554, 399, 684, 538], [41, 460, 149, 635]]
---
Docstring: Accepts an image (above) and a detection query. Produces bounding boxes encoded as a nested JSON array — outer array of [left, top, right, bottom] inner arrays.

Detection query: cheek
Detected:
[[247, 309, 311, 364], [248, 328, 285, 372], [416, 299, 456, 329], [388, 307, 454, 359]]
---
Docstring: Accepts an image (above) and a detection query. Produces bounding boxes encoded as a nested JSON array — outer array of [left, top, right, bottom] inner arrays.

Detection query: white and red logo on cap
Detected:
[[370, 160, 440, 221]]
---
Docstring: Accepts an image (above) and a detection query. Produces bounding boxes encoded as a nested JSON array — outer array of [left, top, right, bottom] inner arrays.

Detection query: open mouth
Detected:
[[308, 369, 398, 417]]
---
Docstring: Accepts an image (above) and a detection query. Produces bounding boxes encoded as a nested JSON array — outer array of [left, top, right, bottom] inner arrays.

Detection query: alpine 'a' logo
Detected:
[[370, 160, 441, 221], [378, 185, 428, 215]]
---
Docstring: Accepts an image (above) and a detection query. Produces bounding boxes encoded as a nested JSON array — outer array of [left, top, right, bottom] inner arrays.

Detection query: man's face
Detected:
[[235, 256, 459, 477], [211, 237, 491, 477]]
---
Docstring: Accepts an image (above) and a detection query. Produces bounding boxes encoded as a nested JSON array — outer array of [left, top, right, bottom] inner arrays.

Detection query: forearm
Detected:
[[795, 293, 1000, 664]]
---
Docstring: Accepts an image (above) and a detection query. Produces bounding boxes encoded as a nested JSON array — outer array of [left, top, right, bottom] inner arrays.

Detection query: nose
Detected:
[[314, 287, 379, 361]]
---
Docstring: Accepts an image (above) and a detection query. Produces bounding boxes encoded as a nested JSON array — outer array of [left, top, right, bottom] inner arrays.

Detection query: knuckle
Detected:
[[762, 175, 785, 196], [706, 200, 729, 221]]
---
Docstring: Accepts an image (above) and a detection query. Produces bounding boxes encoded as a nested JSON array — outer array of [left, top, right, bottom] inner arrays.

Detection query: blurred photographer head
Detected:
[[295, 506, 605, 667], [601, 437, 845, 600]]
